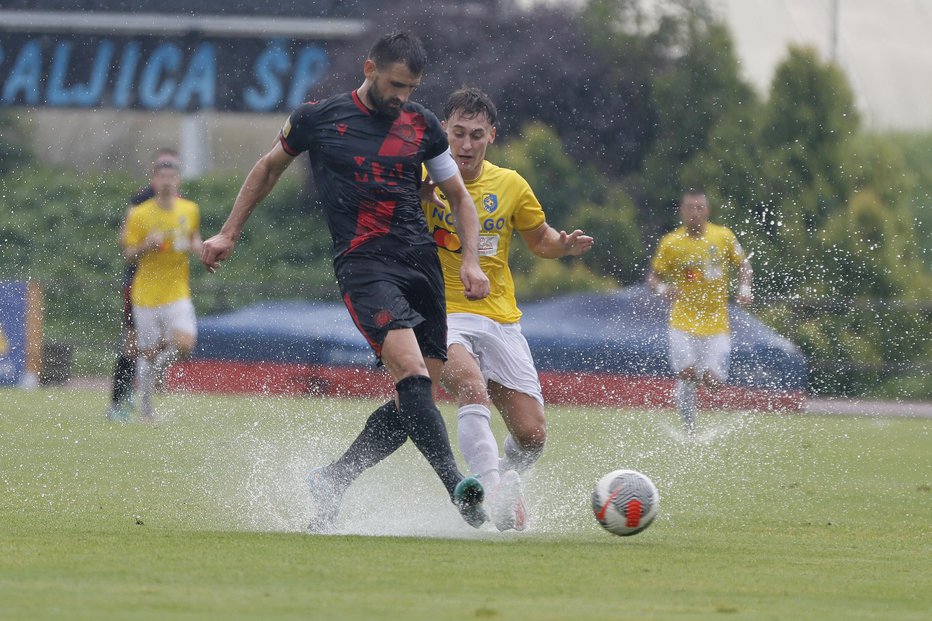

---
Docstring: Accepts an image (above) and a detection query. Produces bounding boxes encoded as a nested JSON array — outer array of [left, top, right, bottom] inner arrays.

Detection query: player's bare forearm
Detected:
[[438, 176, 489, 300], [525, 224, 594, 259], [220, 153, 289, 240], [202, 145, 294, 272]]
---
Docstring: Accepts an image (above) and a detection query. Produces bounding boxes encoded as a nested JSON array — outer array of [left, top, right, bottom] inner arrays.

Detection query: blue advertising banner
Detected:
[[0, 33, 334, 113], [0, 280, 28, 386]]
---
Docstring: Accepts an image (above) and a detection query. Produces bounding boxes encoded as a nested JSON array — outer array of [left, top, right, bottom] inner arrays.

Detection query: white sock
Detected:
[[675, 379, 698, 428], [502, 434, 542, 474], [457, 404, 501, 491], [137, 357, 155, 410], [154, 346, 179, 384]]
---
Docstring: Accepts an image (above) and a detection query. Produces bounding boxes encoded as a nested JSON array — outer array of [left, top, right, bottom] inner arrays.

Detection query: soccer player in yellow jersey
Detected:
[[106, 148, 181, 422], [123, 157, 201, 421], [423, 87, 593, 530], [646, 189, 753, 435]]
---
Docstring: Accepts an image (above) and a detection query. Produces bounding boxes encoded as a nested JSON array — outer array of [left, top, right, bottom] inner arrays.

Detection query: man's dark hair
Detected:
[[368, 31, 427, 75], [150, 147, 179, 172], [680, 188, 707, 203], [443, 86, 498, 126], [153, 147, 178, 160]]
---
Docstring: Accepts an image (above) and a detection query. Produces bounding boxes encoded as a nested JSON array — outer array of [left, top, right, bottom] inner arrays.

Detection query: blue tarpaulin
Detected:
[[193, 286, 807, 391]]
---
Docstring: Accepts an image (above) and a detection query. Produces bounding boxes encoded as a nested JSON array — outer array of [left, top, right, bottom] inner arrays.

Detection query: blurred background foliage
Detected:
[[0, 0, 928, 398]]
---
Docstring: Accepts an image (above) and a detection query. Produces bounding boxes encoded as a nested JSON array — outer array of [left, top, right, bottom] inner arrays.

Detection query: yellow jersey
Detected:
[[124, 197, 200, 308], [423, 161, 546, 323], [651, 223, 745, 336]]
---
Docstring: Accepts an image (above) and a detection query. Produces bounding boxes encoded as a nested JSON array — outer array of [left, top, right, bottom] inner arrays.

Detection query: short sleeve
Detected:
[[279, 102, 319, 156], [123, 207, 145, 247], [651, 237, 672, 275], [422, 109, 449, 161], [725, 228, 745, 267], [190, 202, 201, 232], [512, 175, 547, 232]]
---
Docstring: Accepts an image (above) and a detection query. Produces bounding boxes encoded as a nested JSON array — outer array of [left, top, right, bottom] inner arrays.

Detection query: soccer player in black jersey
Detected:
[[200, 32, 491, 530], [106, 147, 180, 422]]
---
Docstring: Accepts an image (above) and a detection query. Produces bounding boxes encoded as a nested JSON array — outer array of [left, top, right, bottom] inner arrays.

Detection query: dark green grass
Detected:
[[1, 387, 929, 620]]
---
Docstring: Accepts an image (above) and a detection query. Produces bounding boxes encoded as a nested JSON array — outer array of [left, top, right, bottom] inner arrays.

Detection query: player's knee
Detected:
[[677, 367, 699, 382], [455, 378, 491, 407], [515, 420, 547, 455], [175, 334, 196, 359]]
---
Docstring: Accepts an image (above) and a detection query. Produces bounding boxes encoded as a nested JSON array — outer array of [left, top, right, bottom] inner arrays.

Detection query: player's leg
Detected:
[[108, 281, 137, 418], [132, 305, 162, 422], [700, 333, 731, 391], [324, 400, 408, 485], [380, 332, 485, 527], [155, 298, 197, 390], [478, 322, 541, 531], [308, 400, 409, 533], [381, 328, 464, 496], [442, 336, 501, 492], [669, 329, 699, 433], [493, 386, 546, 473], [481, 320, 546, 474], [328, 267, 484, 528]]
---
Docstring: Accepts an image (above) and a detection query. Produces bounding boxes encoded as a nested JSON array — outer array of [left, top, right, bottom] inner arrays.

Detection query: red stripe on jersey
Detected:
[[347, 199, 396, 253], [351, 90, 371, 115], [378, 111, 426, 158], [279, 133, 300, 156], [343, 292, 381, 357]]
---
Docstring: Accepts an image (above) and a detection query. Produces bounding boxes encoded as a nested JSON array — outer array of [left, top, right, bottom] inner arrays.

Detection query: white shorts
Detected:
[[668, 328, 731, 382], [447, 313, 543, 405], [134, 298, 197, 350]]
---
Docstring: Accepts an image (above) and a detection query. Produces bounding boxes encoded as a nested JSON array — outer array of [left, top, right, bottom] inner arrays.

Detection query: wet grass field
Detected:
[[1, 387, 929, 620]]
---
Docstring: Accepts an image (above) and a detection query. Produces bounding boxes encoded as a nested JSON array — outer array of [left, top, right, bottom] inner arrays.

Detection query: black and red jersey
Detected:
[[279, 91, 449, 261]]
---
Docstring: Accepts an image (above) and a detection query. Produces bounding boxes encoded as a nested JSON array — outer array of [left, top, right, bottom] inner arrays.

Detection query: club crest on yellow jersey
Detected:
[[482, 193, 498, 213]]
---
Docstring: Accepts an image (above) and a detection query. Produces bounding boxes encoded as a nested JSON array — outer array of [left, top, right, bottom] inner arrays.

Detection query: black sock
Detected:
[[328, 401, 408, 486], [111, 354, 136, 404], [394, 375, 463, 497]]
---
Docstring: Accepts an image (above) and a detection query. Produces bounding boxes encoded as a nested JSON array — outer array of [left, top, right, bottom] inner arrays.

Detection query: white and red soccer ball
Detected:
[[592, 469, 659, 536]]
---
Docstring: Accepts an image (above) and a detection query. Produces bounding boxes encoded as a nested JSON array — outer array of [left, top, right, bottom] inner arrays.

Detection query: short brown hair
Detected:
[[443, 86, 498, 126]]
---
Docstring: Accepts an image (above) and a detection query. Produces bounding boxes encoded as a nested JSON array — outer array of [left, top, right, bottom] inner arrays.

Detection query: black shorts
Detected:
[[335, 244, 447, 363]]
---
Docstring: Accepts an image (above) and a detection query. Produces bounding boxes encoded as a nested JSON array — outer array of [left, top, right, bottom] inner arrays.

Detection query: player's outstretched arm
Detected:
[[521, 223, 594, 259], [437, 174, 490, 301], [201, 142, 295, 273]]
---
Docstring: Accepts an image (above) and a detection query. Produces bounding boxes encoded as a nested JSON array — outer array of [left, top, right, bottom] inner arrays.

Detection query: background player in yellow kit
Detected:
[[122, 157, 201, 422], [646, 189, 753, 434], [423, 87, 593, 531], [106, 148, 180, 422]]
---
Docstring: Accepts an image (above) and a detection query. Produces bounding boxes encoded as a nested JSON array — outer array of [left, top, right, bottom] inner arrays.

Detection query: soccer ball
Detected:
[[591, 469, 659, 536]]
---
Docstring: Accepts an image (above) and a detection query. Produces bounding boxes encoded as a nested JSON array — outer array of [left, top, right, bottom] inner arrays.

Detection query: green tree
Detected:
[[725, 46, 860, 297], [819, 189, 929, 300], [639, 17, 757, 234], [569, 188, 645, 285], [495, 122, 639, 293]]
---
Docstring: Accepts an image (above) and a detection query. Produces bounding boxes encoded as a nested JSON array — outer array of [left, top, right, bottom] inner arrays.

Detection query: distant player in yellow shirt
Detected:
[[423, 87, 593, 530], [106, 148, 181, 422], [122, 157, 201, 421], [646, 189, 752, 434]]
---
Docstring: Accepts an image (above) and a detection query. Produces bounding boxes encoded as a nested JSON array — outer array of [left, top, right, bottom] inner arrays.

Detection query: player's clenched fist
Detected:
[[200, 233, 235, 273], [460, 262, 490, 301]]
